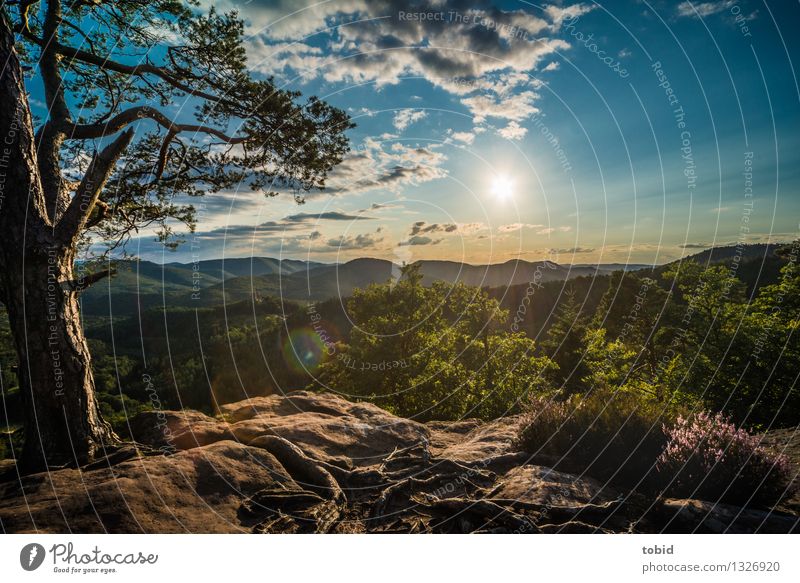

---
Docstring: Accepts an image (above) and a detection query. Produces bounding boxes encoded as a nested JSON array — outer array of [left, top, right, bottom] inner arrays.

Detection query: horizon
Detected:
[[119, 240, 788, 269]]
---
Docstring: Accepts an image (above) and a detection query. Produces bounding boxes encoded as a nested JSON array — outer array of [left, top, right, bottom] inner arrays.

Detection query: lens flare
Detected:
[[282, 327, 327, 374]]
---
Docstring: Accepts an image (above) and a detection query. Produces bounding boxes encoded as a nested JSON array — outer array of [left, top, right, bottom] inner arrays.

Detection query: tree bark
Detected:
[[3, 247, 116, 469], [0, 9, 117, 470]]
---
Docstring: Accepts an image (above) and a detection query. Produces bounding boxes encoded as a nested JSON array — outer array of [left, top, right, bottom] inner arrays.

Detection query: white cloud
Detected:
[[548, 246, 595, 254], [399, 235, 442, 246], [451, 131, 475, 144], [205, 0, 369, 41], [461, 90, 540, 124], [536, 226, 572, 235], [497, 121, 528, 140], [542, 61, 560, 72], [320, 140, 448, 196], [409, 221, 487, 236], [242, 1, 593, 137], [393, 109, 428, 131], [498, 223, 541, 232], [327, 227, 386, 250], [676, 1, 735, 18], [545, 3, 596, 26]]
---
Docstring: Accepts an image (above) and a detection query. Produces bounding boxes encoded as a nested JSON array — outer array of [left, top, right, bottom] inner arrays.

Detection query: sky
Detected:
[[57, 1, 800, 265]]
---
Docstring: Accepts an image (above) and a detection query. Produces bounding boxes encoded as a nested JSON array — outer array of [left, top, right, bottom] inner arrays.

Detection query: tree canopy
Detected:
[[8, 0, 353, 255]]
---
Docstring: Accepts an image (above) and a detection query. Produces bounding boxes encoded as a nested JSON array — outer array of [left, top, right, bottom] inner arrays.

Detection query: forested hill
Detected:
[[78, 255, 638, 315], [78, 244, 780, 316]]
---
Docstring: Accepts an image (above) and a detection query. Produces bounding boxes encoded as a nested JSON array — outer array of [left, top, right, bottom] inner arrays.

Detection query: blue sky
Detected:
[[56, 0, 800, 265]]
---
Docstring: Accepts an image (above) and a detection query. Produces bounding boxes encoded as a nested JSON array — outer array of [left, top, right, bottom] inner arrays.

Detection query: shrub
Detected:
[[516, 391, 677, 489], [657, 412, 796, 507]]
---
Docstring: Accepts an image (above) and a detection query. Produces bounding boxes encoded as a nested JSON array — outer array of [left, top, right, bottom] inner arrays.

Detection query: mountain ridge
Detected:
[[79, 243, 789, 315]]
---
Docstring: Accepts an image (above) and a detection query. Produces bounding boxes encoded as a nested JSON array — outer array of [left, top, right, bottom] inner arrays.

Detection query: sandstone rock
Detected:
[[129, 391, 431, 469], [489, 465, 618, 508], [760, 428, 800, 514], [127, 409, 234, 451], [1, 390, 797, 534], [0, 442, 294, 533]]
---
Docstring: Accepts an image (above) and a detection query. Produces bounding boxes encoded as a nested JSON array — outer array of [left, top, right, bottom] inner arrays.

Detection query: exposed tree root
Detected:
[[238, 436, 633, 534], [245, 435, 346, 533], [240, 486, 341, 533]]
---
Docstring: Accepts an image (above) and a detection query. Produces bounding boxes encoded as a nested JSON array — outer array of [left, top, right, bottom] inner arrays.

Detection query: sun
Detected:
[[491, 174, 514, 200]]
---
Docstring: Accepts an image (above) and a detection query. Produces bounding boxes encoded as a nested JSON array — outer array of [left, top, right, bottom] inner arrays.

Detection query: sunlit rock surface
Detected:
[[1, 391, 797, 533]]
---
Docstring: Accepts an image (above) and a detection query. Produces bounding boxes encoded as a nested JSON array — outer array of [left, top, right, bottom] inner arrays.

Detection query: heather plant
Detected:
[[657, 412, 796, 507], [516, 390, 678, 489]]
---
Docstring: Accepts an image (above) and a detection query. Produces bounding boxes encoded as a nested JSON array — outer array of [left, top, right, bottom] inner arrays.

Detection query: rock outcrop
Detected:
[[1, 391, 797, 533]]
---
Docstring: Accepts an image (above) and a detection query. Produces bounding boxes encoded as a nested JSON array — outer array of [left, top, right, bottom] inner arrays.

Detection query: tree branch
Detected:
[[153, 127, 179, 181], [68, 105, 246, 143], [71, 266, 116, 293], [0, 8, 50, 233], [85, 199, 109, 229], [38, 0, 72, 222], [56, 128, 134, 245], [19, 29, 241, 110]]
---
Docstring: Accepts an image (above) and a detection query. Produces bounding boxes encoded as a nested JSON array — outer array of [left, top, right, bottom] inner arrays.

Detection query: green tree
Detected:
[[659, 261, 754, 418], [585, 272, 684, 402], [741, 244, 800, 425], [319, 269, 554, 420], [541, 288, 591, 395]]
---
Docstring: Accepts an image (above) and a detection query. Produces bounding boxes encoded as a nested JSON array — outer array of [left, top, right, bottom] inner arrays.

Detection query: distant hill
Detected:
[[79, 243, 792, 315], [417, 259, 614, 287], [168, 257, 325, 279], [652, 243, 790, 295], [80, 256, 639, 314], [678, 243, 782, 266], [572, 263, 653, 272]]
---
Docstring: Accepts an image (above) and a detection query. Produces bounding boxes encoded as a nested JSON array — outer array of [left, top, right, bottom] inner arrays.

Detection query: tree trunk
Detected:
[[3, 246, 116, 469], [0, 10, 117, 470]]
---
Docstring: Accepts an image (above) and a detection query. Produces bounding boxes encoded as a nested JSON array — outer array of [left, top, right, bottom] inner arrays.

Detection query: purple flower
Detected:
[[658, 411, 795, 506]]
